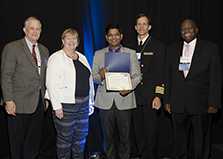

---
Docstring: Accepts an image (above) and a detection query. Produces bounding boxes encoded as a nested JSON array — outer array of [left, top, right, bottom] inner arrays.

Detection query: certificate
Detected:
[[105, 72, 132, 91]]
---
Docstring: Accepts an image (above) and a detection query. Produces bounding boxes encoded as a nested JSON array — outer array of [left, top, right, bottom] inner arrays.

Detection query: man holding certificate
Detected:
[[92, 24, 141, 159]]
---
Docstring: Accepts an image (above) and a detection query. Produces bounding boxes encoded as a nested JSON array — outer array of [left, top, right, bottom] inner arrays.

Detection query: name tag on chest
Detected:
[[136, 52, 154, 61], [136, 52, 141, 60], [179, 56, 190, 71], [144, 52, 154, 55]]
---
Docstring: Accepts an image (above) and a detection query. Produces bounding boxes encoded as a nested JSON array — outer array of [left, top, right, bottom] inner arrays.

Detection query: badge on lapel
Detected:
[[144, 52, 154, 56]]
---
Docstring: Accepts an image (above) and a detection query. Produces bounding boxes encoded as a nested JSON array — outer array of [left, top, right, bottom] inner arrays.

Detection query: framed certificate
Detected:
[[105, 72, 132, 91]]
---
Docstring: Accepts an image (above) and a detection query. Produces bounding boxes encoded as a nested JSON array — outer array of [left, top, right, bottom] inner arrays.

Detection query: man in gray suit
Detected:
[[1, 16, 49, 159], [92, 24, 141, 159]]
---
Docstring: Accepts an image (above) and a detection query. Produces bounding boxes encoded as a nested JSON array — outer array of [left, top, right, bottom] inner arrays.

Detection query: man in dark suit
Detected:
[[129, 14, 166, 159], [1, 16, 49, 159], [165, 19, 221, 159]]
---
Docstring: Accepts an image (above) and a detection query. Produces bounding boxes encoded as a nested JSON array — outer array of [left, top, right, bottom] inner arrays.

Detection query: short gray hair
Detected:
[[24, 16, 42, 28]]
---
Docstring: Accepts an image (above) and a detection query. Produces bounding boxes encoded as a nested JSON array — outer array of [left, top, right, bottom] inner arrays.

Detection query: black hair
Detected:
[[105, 23, 122, 35]]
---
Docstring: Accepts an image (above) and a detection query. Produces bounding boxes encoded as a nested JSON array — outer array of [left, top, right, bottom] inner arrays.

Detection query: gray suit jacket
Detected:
[[1, 38, 49, 114], [92, 46, 141, 110]]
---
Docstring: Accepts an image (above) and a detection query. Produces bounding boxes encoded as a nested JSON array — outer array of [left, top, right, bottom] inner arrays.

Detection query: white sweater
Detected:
[[46, 49, 94, 110]]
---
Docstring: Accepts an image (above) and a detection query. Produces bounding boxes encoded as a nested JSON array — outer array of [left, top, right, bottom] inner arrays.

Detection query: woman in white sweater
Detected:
[[46, 28, 94, 159]]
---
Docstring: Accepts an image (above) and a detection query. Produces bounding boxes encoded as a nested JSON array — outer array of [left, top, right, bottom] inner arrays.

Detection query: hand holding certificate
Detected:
[[105, 72, 132, 91]]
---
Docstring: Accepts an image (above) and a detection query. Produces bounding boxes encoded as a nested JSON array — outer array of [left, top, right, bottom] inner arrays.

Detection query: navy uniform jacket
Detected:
[[129, 37, 166, 107]]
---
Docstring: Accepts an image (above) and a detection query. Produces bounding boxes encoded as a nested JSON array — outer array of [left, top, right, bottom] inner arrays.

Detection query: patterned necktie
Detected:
[[183, 44, 190, 77], [32, 44, 37, 65], [184, 44, 190, 57]]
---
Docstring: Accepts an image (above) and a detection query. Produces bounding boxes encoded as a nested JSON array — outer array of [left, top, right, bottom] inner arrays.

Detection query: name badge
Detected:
[[144, 52, 154, 55], [136, 52, 141, 60], [179, 63, 190, 71], [179, 56, 190, 71], [180, 56, 190, 63]]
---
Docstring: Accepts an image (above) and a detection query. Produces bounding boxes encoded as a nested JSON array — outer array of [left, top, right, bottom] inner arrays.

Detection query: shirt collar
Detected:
[[137, 34, 149, 45], [25, 37, 38, 49], [184, 38, 197, 48], [108, 45, 122, 53]]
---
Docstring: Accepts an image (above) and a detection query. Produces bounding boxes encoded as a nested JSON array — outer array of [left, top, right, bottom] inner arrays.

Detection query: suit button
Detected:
[[140, 82, 143, 85]]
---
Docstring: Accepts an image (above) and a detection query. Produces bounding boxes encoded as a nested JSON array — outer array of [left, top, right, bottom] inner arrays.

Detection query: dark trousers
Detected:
[[203, 115, 213, 159], [132, 106, 160, 159], [0, 107, 10, 159], [39, 105, 57, 159], [132, 106, 144, 156], [172, 113, 208, 159], [141, 107, 159, 159], [99, 103, 131, 159], [7, 97, 44, 159]]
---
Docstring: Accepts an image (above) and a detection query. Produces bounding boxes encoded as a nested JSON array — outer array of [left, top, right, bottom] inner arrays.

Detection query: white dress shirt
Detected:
[[182, 38, 197, 77]]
